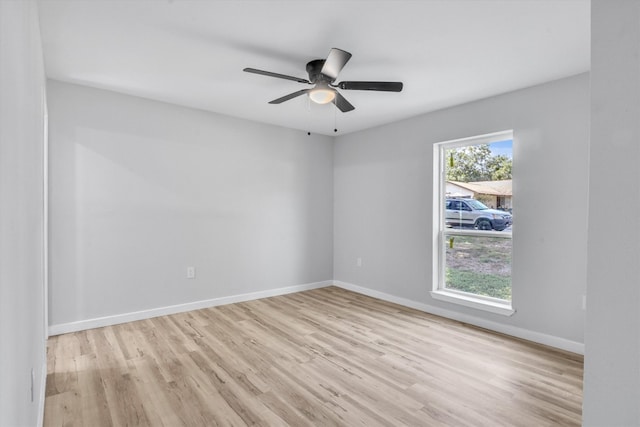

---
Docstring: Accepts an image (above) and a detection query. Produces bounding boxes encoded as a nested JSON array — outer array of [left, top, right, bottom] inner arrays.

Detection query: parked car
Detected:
[[445, 198, 512, 231]]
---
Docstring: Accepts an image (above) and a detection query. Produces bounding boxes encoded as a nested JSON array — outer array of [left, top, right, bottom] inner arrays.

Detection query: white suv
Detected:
[[445, 198, 512, 231]]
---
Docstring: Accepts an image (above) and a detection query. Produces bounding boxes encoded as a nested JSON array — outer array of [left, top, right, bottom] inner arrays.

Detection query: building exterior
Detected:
[[446, 180, 512, 210]]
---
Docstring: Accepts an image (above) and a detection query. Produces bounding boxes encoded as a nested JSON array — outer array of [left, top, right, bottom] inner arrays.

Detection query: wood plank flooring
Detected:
[[44, 286, 583, 426]]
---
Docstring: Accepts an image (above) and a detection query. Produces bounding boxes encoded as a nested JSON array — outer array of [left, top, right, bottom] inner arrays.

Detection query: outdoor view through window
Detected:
[[438, 132, 513, 303]]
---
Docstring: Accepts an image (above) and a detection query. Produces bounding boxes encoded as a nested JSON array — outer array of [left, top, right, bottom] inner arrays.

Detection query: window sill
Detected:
[[430, 290, 515, 316]]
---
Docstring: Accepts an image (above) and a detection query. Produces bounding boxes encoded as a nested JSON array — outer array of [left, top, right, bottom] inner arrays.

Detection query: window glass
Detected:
[[434, 131, 513, 305], [445, 234, 512, 300]]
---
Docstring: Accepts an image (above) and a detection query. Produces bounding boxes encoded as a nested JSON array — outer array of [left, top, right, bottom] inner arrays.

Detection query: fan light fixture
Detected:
[[309, 86, 335, 104], [243, 47, 403, 113]]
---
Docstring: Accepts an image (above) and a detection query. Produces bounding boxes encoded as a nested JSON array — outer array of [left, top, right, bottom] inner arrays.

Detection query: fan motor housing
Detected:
[[306, 59, 329, 83]]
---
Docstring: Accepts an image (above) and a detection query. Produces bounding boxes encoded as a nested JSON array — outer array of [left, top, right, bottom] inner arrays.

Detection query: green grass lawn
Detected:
[[445, 234, 512, 300], [445, 269, 511, 300]]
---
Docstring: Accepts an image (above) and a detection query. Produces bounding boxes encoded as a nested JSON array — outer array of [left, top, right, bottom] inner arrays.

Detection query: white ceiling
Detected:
[[37, 0, 590, 136]]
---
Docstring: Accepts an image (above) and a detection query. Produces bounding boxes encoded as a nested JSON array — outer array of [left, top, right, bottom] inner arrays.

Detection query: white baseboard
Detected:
[[333, 281, 584, 355], [48, 279, 584, 355], [48, 280, 332, 336]]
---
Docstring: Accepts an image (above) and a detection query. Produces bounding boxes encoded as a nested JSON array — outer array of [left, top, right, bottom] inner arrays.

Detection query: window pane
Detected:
[[444, 234, 512, 301]]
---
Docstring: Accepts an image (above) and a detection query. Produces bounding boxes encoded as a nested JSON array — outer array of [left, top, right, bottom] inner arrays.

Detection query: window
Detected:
[[432, 131, 514, 315]]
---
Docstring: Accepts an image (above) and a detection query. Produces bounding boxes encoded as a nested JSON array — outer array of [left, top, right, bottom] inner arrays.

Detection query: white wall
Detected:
[[0, 1, 48, 425], [583, 1, 640, 424], [48, 81, 334, 328], [334, 73, 589, 350]]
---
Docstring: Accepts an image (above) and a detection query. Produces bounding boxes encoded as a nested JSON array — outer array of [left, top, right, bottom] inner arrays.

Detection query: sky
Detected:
[[489, 139, 513, 158]]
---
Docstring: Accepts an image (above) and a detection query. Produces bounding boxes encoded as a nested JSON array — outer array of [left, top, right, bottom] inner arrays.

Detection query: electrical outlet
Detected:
[[187, 266, 196, 279], [581, 295, 586, 310], [357, 257, 362, 267]]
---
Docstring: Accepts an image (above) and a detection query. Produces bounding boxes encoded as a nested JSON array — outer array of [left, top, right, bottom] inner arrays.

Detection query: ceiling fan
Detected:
[[243, 48, 403, 112]]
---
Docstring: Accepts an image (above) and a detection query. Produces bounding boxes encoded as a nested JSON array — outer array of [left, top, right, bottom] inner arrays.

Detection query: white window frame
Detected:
[[431, 130, 515, 316]]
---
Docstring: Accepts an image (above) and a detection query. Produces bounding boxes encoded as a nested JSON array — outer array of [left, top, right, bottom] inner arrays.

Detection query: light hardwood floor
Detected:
[[44, 287, 583, 426]]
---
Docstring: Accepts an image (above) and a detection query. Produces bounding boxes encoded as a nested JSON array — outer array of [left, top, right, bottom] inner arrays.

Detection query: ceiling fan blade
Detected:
[[243, 68, 310, 84], [268, 89, 310, 104], [320, 48, 352, 81], [332, 92, 355, 112], [337, 81, 403, 92]]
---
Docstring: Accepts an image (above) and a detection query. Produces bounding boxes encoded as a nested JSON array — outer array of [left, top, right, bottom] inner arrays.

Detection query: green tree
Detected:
[[446, 144, 512, 182], [487, 155, 512, 181]]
